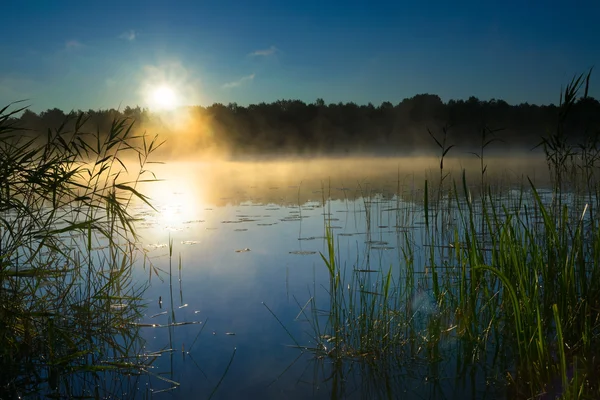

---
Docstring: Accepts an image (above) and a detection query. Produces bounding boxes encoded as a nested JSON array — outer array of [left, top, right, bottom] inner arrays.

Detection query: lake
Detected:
[[124, 155, 554, 399]]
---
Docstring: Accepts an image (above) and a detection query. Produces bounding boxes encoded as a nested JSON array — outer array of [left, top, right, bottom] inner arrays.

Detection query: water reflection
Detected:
[[5, 154, 566, 398], [0, 240, 154, 399], [129, 156, 555, 399]]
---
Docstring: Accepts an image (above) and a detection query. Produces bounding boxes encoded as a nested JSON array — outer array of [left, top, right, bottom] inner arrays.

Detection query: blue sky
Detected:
[[1, 0, 599, 112]]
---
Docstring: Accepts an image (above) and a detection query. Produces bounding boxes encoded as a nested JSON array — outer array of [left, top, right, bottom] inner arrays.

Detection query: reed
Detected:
[[0, 103, 163, 398], [296, 71, 600, 399]]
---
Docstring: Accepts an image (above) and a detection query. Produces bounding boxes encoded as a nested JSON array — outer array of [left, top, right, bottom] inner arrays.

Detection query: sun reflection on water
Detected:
[[143, 170, 205, 230]]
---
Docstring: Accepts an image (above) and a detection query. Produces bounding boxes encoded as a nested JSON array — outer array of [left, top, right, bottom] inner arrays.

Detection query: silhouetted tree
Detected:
[[9, 92, 600, 157]]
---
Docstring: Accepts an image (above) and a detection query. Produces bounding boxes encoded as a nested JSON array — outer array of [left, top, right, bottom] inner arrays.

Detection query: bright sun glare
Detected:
[[151, 85, 178, 110]]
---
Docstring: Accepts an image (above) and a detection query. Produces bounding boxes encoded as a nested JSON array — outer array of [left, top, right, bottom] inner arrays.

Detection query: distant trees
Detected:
[[10, 93, 600, 158]]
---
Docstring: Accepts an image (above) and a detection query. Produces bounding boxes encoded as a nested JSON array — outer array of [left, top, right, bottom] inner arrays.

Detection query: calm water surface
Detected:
[[127, 156, 548, 399]]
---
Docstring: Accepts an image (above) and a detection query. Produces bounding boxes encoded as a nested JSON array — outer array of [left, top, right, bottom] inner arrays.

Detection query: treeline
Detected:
[[11, 94, 600, 158]]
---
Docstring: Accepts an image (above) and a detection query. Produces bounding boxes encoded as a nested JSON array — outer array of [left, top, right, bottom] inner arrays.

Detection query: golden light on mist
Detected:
[[135, 61, 220, 158], [143, 156, 548, 207]]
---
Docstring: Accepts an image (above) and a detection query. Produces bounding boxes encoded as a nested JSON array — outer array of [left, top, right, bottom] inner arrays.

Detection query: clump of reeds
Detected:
[[0, 102, 163, 398], [297, 70, 600, 399]]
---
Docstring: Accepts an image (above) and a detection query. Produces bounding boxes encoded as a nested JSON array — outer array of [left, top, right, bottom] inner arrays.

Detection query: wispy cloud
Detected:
[[119, 30, 137, 41], [65, 40, 83, 50], [249, 46, 278, 57], [222, 73, 255, 89]]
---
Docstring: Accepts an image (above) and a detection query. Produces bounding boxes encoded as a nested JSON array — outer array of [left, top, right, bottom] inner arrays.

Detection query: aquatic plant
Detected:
[[0, 102, 163, 398], [291, 71, 600, 399]]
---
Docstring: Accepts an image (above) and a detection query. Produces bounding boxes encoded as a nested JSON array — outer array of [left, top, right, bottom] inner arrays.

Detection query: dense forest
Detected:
[[10, 94, 600, 159]]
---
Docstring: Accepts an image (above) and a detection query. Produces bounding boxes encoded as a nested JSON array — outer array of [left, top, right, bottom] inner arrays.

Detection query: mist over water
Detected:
[[118, 153, 557, 398], [139, 155, 550, 209]]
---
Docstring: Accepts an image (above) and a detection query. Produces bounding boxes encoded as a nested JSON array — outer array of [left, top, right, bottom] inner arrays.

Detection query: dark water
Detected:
[[120, 156, 551, 399]]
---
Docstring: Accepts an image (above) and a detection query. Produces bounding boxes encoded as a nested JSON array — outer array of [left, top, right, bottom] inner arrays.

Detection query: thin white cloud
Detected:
[[222, 73, 255, 89], [65, 40, 83, 50], [119, 30, 137, 41], [249, 46, 278, 57]]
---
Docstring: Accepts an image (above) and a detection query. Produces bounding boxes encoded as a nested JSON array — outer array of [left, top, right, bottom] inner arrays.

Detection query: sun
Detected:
[[151, 85, 178, 110], [140, 62, 201, 111]]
